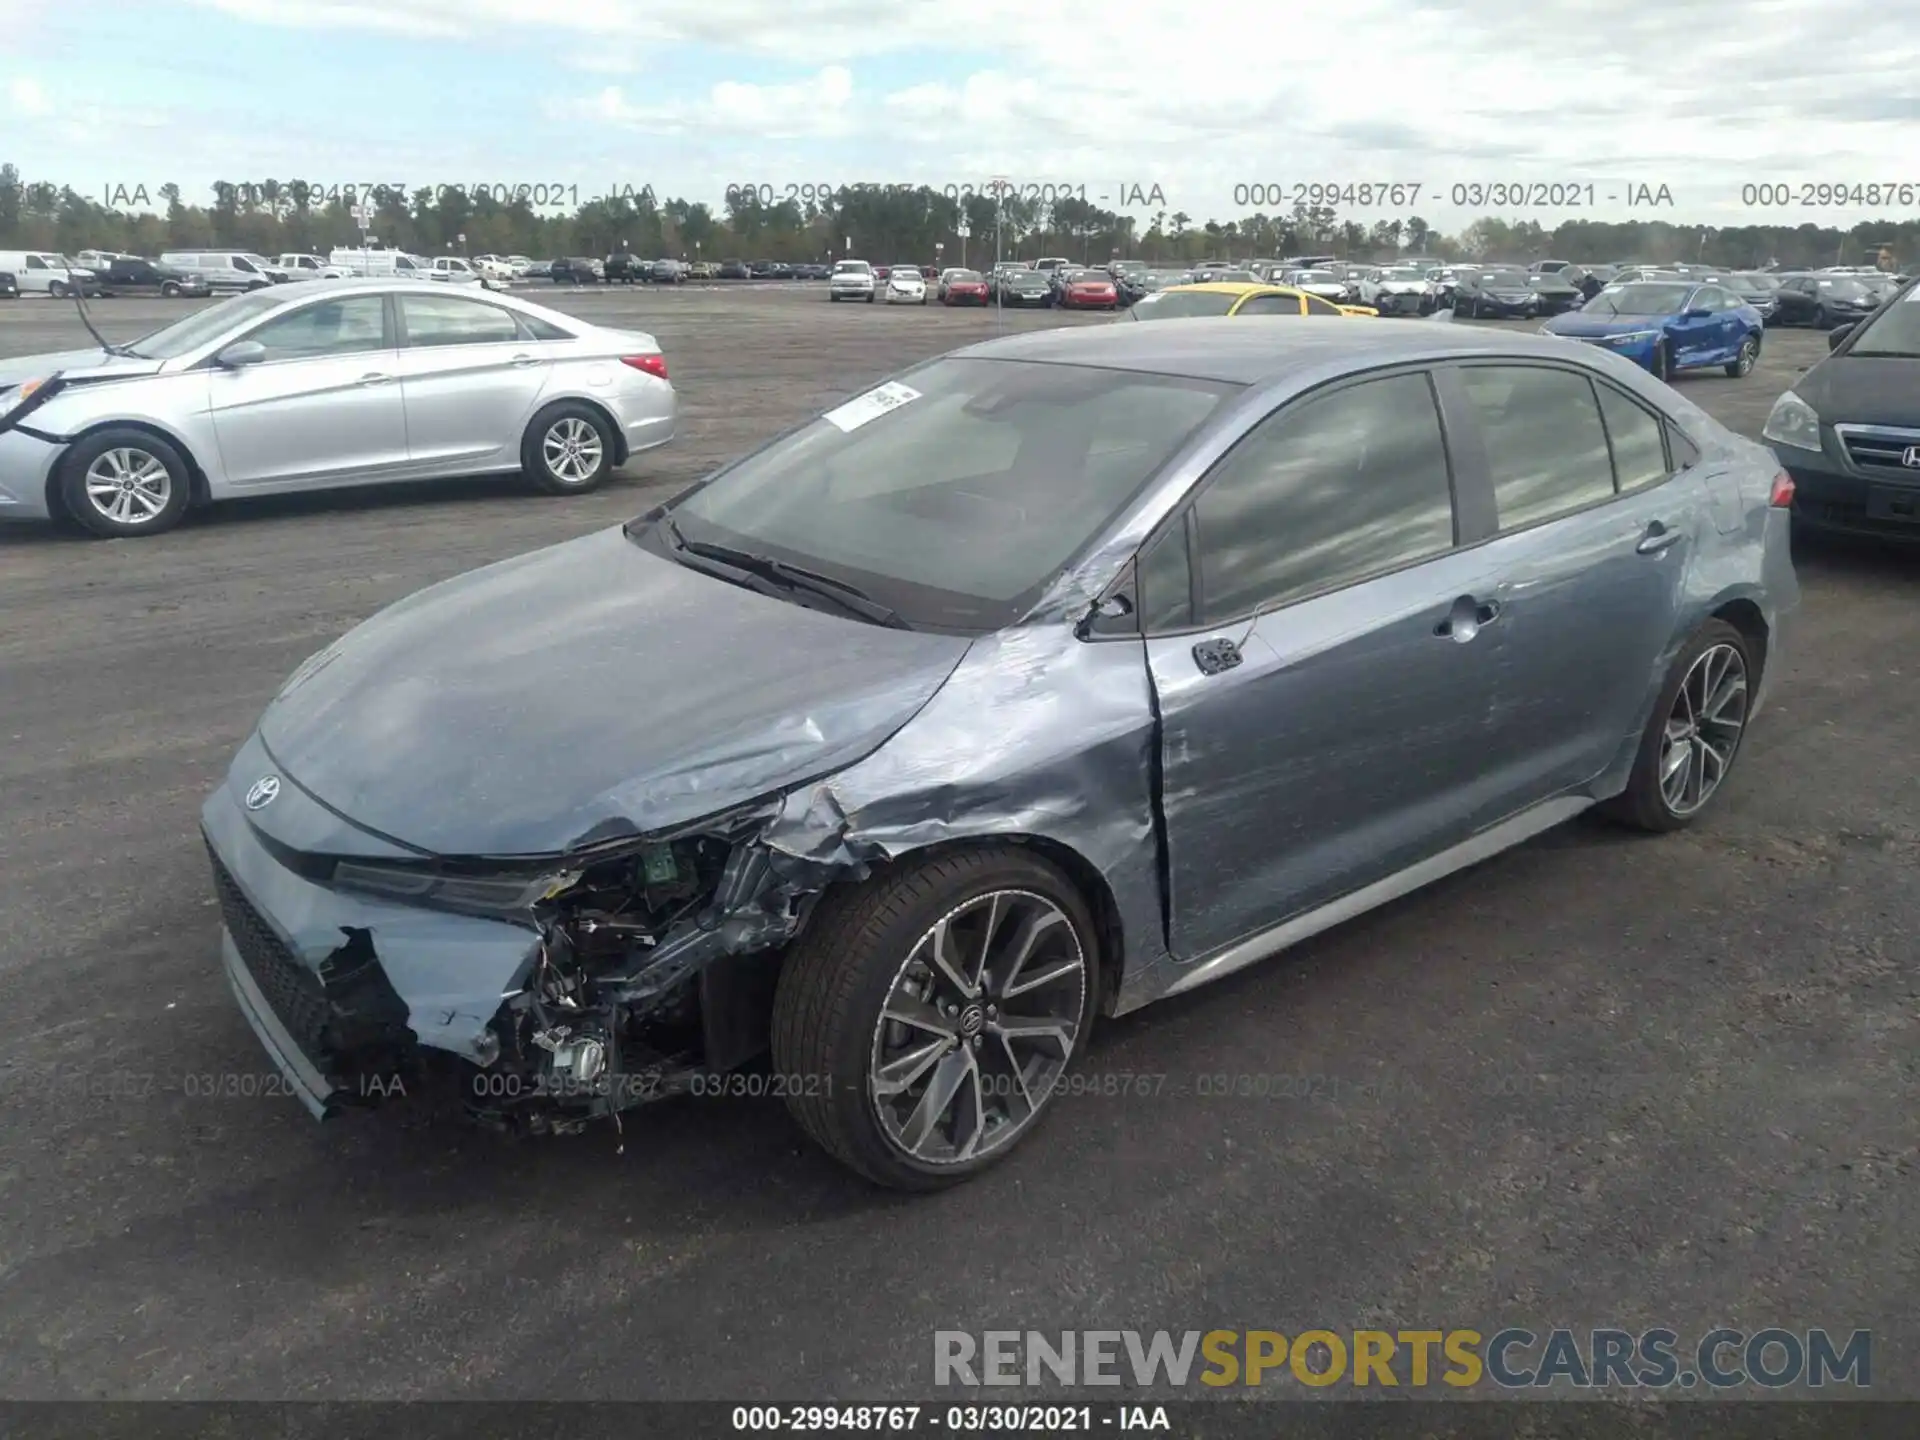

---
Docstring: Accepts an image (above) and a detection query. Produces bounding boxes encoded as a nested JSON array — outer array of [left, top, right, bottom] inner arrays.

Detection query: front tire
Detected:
[[1814, 304, 1831, 329], [58, 428, 193, 538], [1651, 341, 1674, 382], [522, 402, 614, 495], [772, 846, 1099, 1190], [49, 281, 70, 299], [1725, 333, 1759, 377], [160, 281, 180, 298], [1602, 619, 1754, 832]]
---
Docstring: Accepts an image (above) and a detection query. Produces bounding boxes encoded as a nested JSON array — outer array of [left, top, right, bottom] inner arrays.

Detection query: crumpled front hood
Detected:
[[0, 348, 164, 389], [257, 526, 974, 857]]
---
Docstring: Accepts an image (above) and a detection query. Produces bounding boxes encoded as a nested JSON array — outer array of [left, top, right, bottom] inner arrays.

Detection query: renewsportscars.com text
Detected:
[[934, 1328, 1871, 1390]]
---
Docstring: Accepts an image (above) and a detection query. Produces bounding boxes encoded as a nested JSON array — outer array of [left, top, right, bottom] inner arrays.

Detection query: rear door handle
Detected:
[[357, 372, 393, 386], [1433, 594, 1499, 643], [1636, 521, 1683, 554], [509, 354, 542, 367]]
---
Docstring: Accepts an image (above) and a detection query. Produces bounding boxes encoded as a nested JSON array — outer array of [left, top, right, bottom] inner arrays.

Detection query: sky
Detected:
[[4, 0, 1919, 230]]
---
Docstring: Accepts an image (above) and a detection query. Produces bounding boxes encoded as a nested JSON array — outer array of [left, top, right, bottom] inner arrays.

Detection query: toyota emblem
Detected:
[[1902, 445, 1920, 469], [244, 775, 281, 810]]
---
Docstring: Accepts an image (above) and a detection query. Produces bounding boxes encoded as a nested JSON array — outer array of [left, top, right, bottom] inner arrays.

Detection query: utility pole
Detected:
[[993, 177, 1006, 327]]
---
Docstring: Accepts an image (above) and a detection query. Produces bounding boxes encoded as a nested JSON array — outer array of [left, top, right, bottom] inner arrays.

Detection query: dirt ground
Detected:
[[0, 286, 1913, 1400]]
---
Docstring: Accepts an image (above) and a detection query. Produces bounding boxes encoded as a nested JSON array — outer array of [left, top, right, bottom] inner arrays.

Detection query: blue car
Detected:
[[1541, 279, 1764, 381]]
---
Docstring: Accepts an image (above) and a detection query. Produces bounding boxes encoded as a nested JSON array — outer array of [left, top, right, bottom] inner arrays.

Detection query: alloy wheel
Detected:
[[542, 417, 603, 484], [1735, 338, 1757, 375], [1659, 643, 1748, 816], [868, 889, 1088, 1166], [83, 447, 172, 525]]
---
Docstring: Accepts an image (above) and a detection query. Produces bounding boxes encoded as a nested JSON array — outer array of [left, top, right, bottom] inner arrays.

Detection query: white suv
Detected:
[[829, 260, 876, 302]]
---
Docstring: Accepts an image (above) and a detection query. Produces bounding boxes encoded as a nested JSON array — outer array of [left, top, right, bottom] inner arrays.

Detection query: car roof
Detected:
[[954, 314, 1592, 384]]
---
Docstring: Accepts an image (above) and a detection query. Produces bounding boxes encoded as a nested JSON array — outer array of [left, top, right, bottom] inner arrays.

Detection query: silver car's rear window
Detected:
[[668, 356, 1239, 631]]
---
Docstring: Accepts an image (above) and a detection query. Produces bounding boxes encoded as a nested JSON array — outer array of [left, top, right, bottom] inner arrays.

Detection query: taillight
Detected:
[[1769, 471, 1795, 508], [621, 354, 668, 380]]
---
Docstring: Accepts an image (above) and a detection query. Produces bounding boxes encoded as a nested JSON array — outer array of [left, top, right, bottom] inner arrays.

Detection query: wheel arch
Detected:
[[44, 416, 212, 521], [525, 392, 629, 466], [796, 832, 1130, 1016], [1709, 594, 1769, 689]]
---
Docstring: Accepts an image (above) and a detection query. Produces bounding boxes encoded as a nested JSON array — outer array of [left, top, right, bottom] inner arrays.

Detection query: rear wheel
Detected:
[[521, 402, 614, 495], [772, 846, 1098, 1190], [1602, 619, 1754, 832], [58, 428, 193, 538]]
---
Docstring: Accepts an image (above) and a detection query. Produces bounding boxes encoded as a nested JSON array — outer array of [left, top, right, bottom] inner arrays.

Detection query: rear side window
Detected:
[[401, 294, 520, 347], [1459, 366, 1615, 529], [518, 314, 572, 341], [1189, 371, 1456, 623], [1595, 384, 1670, 493]]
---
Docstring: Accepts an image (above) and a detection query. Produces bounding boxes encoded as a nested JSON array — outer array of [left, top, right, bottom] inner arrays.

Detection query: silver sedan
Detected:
[[0, 278, 675, 538]]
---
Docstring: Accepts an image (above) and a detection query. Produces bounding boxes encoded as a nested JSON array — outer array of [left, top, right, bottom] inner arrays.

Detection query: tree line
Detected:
[[1, 165, 1911, 271]]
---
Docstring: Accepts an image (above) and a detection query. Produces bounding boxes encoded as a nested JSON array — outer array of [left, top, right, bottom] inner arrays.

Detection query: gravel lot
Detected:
[[0, 287, 1913, 1400]]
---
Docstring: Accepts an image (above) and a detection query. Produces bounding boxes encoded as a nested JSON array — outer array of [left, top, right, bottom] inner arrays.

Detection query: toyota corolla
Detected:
[[204, 319, 1796, 1190]]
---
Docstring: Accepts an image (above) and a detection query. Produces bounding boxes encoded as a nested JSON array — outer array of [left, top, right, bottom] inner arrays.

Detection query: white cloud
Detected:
[[558, 66, 857, 141], [8, 76, 49, 115]]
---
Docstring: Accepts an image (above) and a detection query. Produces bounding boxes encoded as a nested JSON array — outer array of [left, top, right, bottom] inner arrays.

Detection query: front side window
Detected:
[[1188, 372, 1456, 624], [1460, 366, 1616, 530], [1136, 521, 1194, 632], [400, 294, 520, 347], [233, 256, 258, 273], [244, 296, 390, 361], [1304, 295, 1344, 316], [1234, 294, 1304, 316], [665, 357, 1238, 632]]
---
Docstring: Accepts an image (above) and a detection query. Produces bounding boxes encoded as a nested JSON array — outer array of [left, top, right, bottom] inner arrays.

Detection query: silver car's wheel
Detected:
[[84, 447, 173, 526], [542, 417, 602, 485], [1604, 619, 1755, 832], [772, 846, 1099, 1189], [868, 890, 1088, 1167], [522, 402, 615, 494], [58, 427, 193, 538], [1658, 643, 1748, 817]]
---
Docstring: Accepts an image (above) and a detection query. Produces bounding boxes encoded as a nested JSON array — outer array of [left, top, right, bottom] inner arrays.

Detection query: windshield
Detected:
[[948, 270, 982, 282], [1130, 290, 1238, 318], [664, 357, 1237, 631], [1820, 279, 1871, 298], [1483, 271, 1530, 286], [125, 289, 287, 359], [1582, 282, 1694, 317], [1731, 273, 1777, 290], [1846, 289, 1920, 357], [1380, 268, 1425, 280], [1292, 270, 1336, 283]]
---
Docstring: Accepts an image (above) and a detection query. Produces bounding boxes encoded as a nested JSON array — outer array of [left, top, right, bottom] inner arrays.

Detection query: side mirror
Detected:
[[1683, 306, 1713, 318], [216, 340, 267, 368], [1828, 323, 1857, 351]]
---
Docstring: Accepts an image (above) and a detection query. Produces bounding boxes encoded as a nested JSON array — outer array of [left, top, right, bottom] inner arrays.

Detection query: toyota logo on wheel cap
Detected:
[[244, 775, 281, 810], [1902, 445, 1920, 469]]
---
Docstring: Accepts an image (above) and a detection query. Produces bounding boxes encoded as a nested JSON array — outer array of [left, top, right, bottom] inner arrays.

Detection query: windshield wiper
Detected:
[[663, 518, 912, 629]]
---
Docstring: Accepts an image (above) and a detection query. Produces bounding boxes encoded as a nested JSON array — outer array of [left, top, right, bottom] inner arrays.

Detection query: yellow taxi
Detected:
[[1125, 281, 1378, 320]]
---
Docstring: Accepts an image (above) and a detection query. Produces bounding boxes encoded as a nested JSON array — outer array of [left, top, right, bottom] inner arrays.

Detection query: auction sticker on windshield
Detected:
[[824, 382, 921, 432]]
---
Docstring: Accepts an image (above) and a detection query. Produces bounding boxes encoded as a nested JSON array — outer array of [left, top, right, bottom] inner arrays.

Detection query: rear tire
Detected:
[[522, 401, 615, 495], [772, 845, 1099, 1191], [57, 428, 193, 539], [1601, 619, 1755, 833]]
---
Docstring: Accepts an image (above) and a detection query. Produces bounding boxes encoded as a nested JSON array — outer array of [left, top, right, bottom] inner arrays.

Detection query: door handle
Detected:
[[1433, 594, 1498, 643], [509, 354, 542, 367], [357, 372, 393, 386], [1636, 521, 1683, 555]]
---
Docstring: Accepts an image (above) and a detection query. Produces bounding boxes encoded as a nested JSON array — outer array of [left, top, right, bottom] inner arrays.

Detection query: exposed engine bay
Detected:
[[373, 808, 826, 1134]]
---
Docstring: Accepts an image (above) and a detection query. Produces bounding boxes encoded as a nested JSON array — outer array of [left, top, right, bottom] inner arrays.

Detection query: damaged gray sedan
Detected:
[[203, 318, 1797, 1188]]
